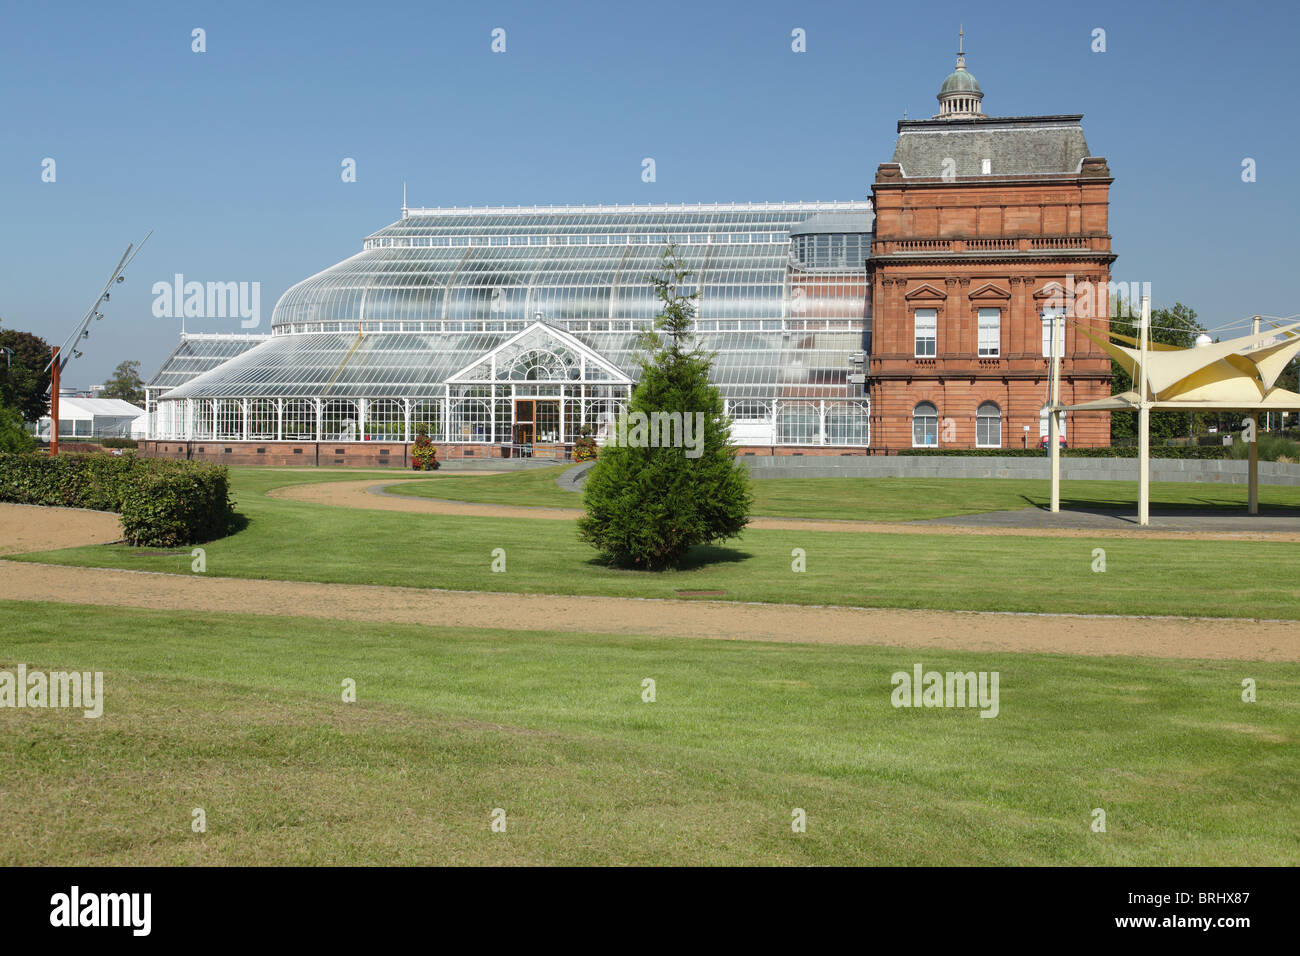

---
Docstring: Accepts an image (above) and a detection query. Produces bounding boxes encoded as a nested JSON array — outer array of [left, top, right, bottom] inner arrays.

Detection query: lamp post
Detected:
[[1249, 315, 1260, 515], [1049, 310, 1062, 512], [1137, 295, 1150, 526], [49, 346, 60, 456]]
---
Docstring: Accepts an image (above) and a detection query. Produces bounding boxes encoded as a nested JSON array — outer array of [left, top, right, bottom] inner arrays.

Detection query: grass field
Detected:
[[13, 467, 1300, 619], [2, 600, 1294, 866], [391, 463, 1300, 521]]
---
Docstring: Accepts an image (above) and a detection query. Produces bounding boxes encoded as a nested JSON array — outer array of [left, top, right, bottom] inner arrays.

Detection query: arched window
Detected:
[[322, 400, 359, 441], [976, 402, 1001, 448], [248, 399, 277, 440], [913, 402, 938, 448], [364, 399, 404, 441], [283, 399, 316, 441], [215, 400, 242, 440]]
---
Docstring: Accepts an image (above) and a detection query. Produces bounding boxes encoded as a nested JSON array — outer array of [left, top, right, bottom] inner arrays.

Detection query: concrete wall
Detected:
[[737, 455, 1300, 485]]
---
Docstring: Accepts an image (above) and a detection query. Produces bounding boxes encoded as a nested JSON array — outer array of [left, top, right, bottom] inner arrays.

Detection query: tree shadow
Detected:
[[581, 543, 753, 573], [674, 544, 754, 570], [1017, 493, 1300, 517]]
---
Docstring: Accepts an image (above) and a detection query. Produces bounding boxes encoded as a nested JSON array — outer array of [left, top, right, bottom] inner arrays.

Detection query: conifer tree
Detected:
[[578, 247, 753, 569]]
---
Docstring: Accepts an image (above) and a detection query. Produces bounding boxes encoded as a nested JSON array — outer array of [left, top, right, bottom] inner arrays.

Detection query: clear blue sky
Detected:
[[2, 0, 1295, 386]]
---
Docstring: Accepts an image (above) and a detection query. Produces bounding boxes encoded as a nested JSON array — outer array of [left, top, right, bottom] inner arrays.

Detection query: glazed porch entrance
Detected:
[[512, 398, 561, 449]]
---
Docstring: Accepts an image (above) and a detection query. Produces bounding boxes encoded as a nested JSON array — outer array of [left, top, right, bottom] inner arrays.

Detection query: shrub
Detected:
[[1228, 434, 1300, 462], [0, 452, 234, 546], [100, 437, 138, 449], [118, 464, 233, 547]]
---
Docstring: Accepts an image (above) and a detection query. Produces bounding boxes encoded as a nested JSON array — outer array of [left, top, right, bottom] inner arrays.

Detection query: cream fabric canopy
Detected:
[[1063, 320, 1300, 412]]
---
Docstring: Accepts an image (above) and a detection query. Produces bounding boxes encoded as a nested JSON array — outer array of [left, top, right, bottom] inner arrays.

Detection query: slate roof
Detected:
[[890, 115, 1093, 178]]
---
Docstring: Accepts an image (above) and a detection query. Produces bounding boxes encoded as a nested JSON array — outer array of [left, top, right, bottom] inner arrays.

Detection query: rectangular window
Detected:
[[978, 308, 1001, 357], [1042, 308, 1063, 358], [914, 309, 937, 357]]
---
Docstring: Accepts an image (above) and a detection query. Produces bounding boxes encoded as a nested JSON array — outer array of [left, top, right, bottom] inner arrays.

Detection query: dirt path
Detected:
[[0, 503, 122, 555], [271, 479, 1300, 542], [2, 559, 1295, 661]]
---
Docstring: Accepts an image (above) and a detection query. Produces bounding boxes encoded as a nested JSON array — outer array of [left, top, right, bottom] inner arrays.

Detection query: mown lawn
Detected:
[[393, 463, 1300, 522], [13, 467, 1300, 620], [0, 600, 1294, 866]]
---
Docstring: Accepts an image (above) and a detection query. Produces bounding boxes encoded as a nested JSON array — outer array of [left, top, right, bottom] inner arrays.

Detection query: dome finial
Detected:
[[935, 28, 985, 119]]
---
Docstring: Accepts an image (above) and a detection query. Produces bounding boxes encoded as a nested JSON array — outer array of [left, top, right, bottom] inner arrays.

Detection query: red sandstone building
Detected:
[[865, 44, 1114, 451]]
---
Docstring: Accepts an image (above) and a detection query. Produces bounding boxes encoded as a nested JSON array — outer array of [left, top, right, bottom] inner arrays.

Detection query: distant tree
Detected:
[[1108, 301, 1206, 444], [0, 406, 36, 453], [0, 324, 53, 423], [101, 360, 145, 405], [578, 247, 752, 569]]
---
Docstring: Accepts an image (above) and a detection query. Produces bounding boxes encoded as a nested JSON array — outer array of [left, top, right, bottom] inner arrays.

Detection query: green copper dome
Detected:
[[939, 67, 981, 96]]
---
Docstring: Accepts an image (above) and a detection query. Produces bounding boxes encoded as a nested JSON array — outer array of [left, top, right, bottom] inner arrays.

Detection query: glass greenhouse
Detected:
[[148, 202, 874, 450]]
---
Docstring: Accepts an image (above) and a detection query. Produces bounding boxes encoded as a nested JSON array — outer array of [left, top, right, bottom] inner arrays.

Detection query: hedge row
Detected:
[[0, 452, 234, 547], [897, 446, 1233, 459]]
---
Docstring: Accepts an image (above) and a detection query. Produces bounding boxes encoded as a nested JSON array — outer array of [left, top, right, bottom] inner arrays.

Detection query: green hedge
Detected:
[[898, 446, 1232, 460], [0, 452, 233, 547]]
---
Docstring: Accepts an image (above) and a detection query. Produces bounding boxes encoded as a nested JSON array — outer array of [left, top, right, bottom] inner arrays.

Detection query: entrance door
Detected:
[[514, 400, 534, 447], [534, 400, 560, 443]]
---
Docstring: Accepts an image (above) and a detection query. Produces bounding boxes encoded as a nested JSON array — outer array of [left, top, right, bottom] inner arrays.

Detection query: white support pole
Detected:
[[1249, 315, 1260, 515], [1049, 311, 1062, 512], [1138, 295, 1151, 526]]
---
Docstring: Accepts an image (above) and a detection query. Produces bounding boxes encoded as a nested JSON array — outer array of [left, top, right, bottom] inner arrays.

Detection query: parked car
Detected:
[[1039, 435, 1068, 450]]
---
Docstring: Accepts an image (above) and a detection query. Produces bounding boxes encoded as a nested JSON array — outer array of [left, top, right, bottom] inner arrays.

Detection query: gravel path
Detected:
[[3, 559, 1296, 661], [0, 503, 123, 555]]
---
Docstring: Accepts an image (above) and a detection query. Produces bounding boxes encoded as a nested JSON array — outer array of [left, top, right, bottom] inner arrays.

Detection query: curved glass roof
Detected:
[[271, 202, 873, 330], [163, 203, 872, 403]]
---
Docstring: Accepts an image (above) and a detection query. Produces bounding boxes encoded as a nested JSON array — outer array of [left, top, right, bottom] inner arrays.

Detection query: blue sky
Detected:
[[1, 0, 1295, 386]]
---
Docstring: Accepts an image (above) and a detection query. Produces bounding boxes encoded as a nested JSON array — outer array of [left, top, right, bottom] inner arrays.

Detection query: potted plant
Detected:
[[572, 425, 598, 462], [411, 431, 440, 470]]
